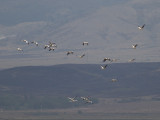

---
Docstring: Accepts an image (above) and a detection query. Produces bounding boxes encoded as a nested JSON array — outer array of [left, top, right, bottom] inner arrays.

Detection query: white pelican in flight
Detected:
[[66, 51, 74, 55], [132, 44, 138, 49], [81, 97, 93, 104], [78, 54, 85, 58], [111, 79, 118, 82], [49, 47, 55, 51], [103, 58, 112, 62], [138, 24, 145, 30], [17, 47, 23, 51], [49, 41, 57, 47], [101, 64, 108, 70], [128, 58, 136, 62], [68, 97, 78, 102], [82, 42, 89, 46], [44, 45, 50, 49], [31, 41, 38, 46], [23, 40, 29, 45]]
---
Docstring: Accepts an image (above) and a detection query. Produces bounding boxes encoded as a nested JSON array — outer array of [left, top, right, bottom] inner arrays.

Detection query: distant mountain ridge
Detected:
[[0, 62, 160, 97], [0, 0, 160, 69]]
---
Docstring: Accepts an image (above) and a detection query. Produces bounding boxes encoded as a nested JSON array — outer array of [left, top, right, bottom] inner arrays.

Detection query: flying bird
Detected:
[[31, 41, 38, 46], [132, 44, 138, 49], [49, 41, 57, 47], [44, 45, 50, 49], [138, 24, 145, 30], [68, 97, 78, 102], [78, 54, 85, 58], [35, 42, 38, 46], [23, 40, 29, 45], [44, 41, 57, 50], [66, 51, 74, 55], [103, 58, 112, 62], [101, 64, 108, 70], [49, 47, 55, 51], [82, 42, 89, 46], [111, 79, 118, 82], [17, 47, 23, 51], [81, 97, 93, 104], [128, 58, 136, 62]]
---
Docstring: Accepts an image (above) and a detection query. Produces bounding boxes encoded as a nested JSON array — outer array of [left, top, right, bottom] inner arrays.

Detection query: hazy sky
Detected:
[[0, 0, 160, 69]]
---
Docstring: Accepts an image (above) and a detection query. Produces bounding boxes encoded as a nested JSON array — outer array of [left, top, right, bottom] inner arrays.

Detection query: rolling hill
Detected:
[[0, 62, 160, 97], [0, 62, 160, 109]]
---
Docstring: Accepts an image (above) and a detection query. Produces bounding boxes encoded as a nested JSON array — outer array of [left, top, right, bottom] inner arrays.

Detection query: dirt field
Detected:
[[0, 96, 160, 120]]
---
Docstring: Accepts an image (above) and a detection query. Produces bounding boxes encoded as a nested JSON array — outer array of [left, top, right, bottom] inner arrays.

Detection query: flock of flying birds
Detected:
[[68, 24, 145, 104], [100, 24, 145, 70], [17, 24, 146, 104], [68, 96, 93, 104]]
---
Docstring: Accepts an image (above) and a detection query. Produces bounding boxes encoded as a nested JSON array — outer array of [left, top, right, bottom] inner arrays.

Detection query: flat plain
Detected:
[[0, 96, 160, 120]]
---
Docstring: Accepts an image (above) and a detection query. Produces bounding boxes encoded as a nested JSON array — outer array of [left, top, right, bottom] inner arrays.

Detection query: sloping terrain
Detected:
[[0, 63, 160, 97], [0, 62, 160, 110], [0, 0, 160, 69]]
